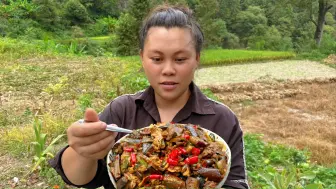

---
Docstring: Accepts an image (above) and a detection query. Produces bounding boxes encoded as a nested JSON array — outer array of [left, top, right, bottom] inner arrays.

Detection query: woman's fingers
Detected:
[[76, 134, 115, 157], [69, 121, 107, 137], [70, 131, 114, 147], [66, 108, 117, 160], [84, 108, 99, 122], [87, 140, 116, 160]]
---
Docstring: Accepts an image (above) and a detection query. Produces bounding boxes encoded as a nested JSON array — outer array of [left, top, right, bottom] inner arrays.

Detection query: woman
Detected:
[[50, 5, 249, 189]]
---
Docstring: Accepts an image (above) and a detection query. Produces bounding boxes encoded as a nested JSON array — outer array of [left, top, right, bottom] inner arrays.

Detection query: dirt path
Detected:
[[195, 60, 336, 85], [204, 78, 336, 165]]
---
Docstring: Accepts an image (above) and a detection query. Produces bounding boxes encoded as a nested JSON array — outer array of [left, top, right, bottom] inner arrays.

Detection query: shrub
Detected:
[[64, 0, 90, 25], [7, 18, 39, 38], [114, 13, 138, 56], [22, 27, 48, 40], [319, 33, 336, 55], [0, 18, 9, 36], [86, 17, 117, 36], [249, 26, 293, 51], [222, 33, 241, 49]]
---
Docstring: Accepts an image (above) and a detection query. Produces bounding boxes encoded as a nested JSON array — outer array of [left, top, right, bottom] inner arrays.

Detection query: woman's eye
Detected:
[[176, 58, 186, 63], [151, 57, 162, 62]]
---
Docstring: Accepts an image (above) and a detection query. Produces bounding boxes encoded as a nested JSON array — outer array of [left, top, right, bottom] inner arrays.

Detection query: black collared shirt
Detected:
[[50, 82, 249, 189]]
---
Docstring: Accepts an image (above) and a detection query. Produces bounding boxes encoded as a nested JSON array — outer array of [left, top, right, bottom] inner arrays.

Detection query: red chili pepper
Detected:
[[178, 147, 187, 155], [191, 147, 201, 156], [184, 134, 190, 140], [123, 147, 134, 152], [167, 158, 179, 166], [149, 174, 164, 180], [131, 153, 136, 166], [169, 149, 180, 160], [193, 125, 197, 129], [184, 156, 198, 165]]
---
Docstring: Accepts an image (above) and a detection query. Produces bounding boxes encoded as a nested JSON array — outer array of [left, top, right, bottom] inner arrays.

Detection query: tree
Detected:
[[80, 0, 120, 18], [232, 6, 267, 47], [64, 0, 90, 26], [32, 0, 61, 31], [165, 0, 188, 5], [294, 0, 335, 45], [114, 0, 151, 55], [312, 0, 335, 45], [217, 0, 241, 29], [115, 13, 138, 55], [195, 0, 227, 48], [128, 0, 151, 22]]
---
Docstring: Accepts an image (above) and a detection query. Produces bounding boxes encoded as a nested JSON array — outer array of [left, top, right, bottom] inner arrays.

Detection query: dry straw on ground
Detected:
[[324, 54, 336, 65], [208, 78, 336, 165]]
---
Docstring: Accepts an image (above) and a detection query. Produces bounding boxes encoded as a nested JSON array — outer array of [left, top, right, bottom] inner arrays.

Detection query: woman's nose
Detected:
[[162, 61, 176, 75]]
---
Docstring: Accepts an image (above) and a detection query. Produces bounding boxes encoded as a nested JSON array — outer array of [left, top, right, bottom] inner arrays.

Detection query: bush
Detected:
[[249, 26, 293, 51], [222, 33, 241, 49], [6, 18, 39, 38], [319, 33, 336, 55], [324, 25, 335, 36], [64, 0, 90, 25], [22, 27, 48, 40], [85, 17, 117, 36], [71, 26, 85, 38], [0, 18, 9, 36], [114, 13, 138, 56], [297, 33, 336, 60]]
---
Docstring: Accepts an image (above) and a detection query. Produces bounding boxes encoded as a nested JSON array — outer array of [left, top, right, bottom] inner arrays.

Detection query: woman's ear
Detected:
[[140, 50, 144, 62], [140, 50, 145, 69], [196, 53, 200, 67]]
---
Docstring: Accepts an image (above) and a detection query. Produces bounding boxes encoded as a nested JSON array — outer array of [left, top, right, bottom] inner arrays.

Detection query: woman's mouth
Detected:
[[160, 82, 178, 90]]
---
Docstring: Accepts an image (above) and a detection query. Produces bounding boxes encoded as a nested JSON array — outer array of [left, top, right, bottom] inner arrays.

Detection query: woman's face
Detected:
[[140, 27, 200, 102]]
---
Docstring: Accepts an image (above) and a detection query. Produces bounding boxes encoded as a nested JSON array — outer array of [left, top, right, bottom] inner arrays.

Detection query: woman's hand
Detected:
[[67, 108, 117, 160], [61, 108, 118, 185]]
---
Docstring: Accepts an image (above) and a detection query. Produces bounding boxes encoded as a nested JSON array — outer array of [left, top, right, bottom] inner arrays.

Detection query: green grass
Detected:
[[201, 49, 295, 66], [245, 134, 336, 189], [59, 35, 114, 45], [119, 49, 296, 66]]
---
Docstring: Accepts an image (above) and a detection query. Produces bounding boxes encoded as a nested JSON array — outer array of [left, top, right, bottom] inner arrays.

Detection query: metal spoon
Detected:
[[77, 119, 133, 134], [105, 124, 133, 134]]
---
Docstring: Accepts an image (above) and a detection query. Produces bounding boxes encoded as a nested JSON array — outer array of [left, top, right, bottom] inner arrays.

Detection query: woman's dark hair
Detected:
[[139, 5, 204, 54]]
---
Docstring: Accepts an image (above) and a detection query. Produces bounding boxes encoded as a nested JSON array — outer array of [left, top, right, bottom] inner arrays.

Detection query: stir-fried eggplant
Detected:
[[110, 154, 121, 179], [163, 174, 186, 188], [203, 181, 218, 189], [186, 177, 200, 189], [197, 168, 223, 182], [116, 176, 128, 189], [109, 123, 229, 189], [185, 124, 198, 137], [166, 124, 184, 140]]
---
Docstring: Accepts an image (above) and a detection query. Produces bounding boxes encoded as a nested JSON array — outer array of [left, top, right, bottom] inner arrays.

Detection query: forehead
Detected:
[[144, 27, 195, 53]]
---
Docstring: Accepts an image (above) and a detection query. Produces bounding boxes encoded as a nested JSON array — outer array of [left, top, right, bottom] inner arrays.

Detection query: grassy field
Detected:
[[120, 49, 296, 66], [0, 37, 335, 188]]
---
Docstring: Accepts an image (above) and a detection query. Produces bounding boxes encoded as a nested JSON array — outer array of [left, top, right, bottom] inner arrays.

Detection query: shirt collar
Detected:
[[135, 82, 215, 122]]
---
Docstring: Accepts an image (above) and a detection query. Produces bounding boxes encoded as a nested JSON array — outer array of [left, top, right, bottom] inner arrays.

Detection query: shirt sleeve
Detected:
[[48, 145, 111, 188], [48, 100, 122, 188], [223, 116, 250, 189]]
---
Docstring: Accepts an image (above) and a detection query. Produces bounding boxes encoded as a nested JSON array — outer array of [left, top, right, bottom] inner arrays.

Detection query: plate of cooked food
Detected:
[[107, 123, 231, 189]]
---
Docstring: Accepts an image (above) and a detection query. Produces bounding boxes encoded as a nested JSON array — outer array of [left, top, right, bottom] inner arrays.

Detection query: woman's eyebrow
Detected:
[[174, 50, 191, 55], [148, 50, 163, 55]]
